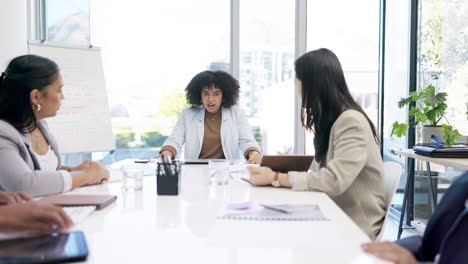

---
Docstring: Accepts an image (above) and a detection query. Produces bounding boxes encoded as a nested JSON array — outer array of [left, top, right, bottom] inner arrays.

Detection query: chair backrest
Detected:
[[376, 161, 402, 240], [383, 162, 403, 209]]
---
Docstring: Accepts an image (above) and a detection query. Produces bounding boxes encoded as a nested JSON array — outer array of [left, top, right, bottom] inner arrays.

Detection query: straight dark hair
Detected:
[[295, 48, 379, 163], [0, 54, 59, 133]]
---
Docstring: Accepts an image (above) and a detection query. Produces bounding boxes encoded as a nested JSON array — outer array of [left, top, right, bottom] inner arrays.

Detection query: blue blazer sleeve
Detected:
[[438, 204, 468, 264], [396, 172, 468, 262]]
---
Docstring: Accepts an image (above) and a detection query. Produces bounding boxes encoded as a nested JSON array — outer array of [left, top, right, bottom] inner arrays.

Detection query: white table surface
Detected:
[[67, 164, 388, 264]]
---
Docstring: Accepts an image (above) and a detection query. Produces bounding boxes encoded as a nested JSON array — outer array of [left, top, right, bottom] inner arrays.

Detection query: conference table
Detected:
[[68, 163, 388, 264]]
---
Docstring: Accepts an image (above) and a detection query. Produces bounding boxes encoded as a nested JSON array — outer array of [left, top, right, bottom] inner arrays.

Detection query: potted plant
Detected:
[[391, 84, 461, 146]]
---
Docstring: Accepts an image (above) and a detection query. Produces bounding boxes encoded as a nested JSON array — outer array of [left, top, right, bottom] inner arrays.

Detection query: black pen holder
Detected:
[[156, 160, 181, 195]]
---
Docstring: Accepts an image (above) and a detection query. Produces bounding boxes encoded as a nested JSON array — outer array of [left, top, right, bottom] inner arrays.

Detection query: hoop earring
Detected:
[[35, 104, 41, 112]]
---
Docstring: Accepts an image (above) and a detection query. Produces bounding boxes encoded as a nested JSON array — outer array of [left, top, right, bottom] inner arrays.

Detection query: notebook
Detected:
[[63, 206, 96, 224], [261, 155, 314, 173], [39, 194, 117, 210], [413, 144, 468, 158], [219, 204, 329, 221]]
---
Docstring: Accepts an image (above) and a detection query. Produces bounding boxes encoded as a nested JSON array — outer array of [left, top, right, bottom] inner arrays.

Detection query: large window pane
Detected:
[[44, 0, 90, 45], [46, 1, 230, 165], [239, 0, 295, 154], [100, 0, 230, 162], [413, 0, 468, 222], [382, 1, 410, 217], [306, 0, 380, 154]]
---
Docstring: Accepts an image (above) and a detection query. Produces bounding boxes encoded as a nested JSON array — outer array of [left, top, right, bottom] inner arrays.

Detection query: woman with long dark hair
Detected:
[[0, 55, 109, 197], [248, 49, 386, 239]]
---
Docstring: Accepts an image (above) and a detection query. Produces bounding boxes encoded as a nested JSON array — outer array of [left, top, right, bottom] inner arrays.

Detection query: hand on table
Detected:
[[0, 192, 32, 205], [247, 166, 276, 186], [361, 241, 417, 264], [247, 151, 262, 164], [0, 203, 73, 234]]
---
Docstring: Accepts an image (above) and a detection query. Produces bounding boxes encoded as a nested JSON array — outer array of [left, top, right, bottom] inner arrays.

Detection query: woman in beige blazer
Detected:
[[248, 48, 386, 239], [0, 55, 109, 197]]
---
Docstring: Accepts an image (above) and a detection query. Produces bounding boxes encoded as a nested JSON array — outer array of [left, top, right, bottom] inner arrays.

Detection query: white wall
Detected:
[[0, 0, 28, 68]]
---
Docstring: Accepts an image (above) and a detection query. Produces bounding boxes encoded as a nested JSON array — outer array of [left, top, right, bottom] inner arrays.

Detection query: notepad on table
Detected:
[[38, 194, 117, 210], [219, 204, 329, 221]]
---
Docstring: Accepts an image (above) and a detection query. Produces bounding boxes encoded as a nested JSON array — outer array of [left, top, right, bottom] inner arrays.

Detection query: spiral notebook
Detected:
[[219, 204, 328, 221]]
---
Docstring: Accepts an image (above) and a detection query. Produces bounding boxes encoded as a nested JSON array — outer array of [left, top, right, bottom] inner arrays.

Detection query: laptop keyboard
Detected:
[[63, 206, 96, 224]]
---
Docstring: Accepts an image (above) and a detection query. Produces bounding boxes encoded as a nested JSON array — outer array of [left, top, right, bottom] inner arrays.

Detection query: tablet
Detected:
[[0, 231, 89, 264], [260, 155, 314, 173]]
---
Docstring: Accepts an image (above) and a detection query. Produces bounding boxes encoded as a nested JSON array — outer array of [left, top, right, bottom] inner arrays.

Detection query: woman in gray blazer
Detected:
[[160, 71, 261, 163], [248, 49, 386, 239], [0, 55, 109, 197]]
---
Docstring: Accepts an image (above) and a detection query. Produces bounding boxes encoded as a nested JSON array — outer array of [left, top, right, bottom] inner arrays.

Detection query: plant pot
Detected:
[[420, 125, 445, 144]]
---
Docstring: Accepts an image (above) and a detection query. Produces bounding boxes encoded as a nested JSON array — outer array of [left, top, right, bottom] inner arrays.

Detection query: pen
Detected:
[[260, 204, 291, 214], [134, 159, 151, 163], [162, 156, 173, 176]]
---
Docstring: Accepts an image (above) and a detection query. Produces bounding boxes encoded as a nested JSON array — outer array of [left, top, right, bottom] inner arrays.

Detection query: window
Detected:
[[42, 0, 90, 45], [382, 0, 411, 217], [413, 0, 468, 222], [40, 0, 230, 165], [239, 0, 295, 154], [98, 0, 230, 163], [305, 0, 380, 154]]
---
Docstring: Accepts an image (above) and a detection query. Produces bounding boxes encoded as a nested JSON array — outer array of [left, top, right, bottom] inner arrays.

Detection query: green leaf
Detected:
[[442, 124, 462, 146], [398, 96, 414, 108], [408, 106, 419, 116], [415, 111, 428, 124], [391, 122, 409, 138], [426, 103, 447, 125], [408, 106, 427, 125], [419, 84, 447, 107]]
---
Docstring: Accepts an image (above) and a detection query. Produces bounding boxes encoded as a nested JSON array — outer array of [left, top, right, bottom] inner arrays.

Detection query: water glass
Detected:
[[208, 160, 230, 185], [121, 164, 144, 191]]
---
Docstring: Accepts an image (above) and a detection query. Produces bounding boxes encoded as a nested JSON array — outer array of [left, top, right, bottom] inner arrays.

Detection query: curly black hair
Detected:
[[185, 70, 239, 108]]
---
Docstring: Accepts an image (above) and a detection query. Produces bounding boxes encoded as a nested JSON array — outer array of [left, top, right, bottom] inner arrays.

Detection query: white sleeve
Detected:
[[60, 170, 73, 192], [288, 171, 309, 191]]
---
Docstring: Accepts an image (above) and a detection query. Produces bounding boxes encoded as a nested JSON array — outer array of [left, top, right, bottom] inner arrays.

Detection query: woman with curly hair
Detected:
[[159, 70, 261, 163]]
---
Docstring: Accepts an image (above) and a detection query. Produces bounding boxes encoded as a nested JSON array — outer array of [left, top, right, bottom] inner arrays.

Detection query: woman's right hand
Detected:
[[0, 203, 73, 234], [83, 161, 109, 185], [159, 150, 173, 160], [71, 161, 109, 188]]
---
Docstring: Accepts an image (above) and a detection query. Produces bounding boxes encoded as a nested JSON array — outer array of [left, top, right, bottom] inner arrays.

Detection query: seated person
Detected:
[[362, 172, 468, 264], [0, 55, 109, 197], [0, 191, 73, 234], [160, 70, 261, 163], [248, 49, 386, 239]]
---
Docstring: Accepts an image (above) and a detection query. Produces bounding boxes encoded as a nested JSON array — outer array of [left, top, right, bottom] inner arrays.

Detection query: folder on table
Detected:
[[39, 194, 117, 210], [413, 144, 468, 158]]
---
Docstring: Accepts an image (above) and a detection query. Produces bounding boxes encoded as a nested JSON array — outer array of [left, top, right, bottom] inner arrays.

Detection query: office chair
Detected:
[[376, 161, 403, 240]]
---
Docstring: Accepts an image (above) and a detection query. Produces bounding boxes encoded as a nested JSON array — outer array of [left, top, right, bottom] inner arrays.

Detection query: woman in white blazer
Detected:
[[248, 49, 386, 239], [0, 55, 109, 197], [160, 71, 261, 162]]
